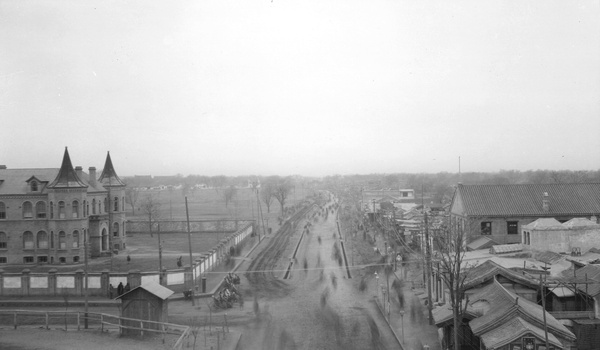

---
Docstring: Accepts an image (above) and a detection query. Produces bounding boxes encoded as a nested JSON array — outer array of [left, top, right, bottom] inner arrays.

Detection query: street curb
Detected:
[[373, 297, 405, 350]]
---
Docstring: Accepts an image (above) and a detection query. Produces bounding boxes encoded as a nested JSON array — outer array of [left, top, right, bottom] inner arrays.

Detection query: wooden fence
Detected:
[[0, 310, 190, 350]]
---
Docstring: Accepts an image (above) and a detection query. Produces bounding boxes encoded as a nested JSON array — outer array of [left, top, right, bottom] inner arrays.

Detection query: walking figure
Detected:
[[117, 282, 124, 296]]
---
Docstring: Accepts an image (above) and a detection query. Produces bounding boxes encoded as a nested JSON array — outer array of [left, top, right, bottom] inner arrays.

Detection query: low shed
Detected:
[[116, 282, 174, 336]]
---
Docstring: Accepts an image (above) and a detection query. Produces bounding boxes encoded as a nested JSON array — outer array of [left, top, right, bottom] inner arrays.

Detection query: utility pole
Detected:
[[157, 223, 163, 285], [84, 228, 89, 329], [423, 183, 434, 325], [540, 263, 550, 350], [425, 210, 434, 325], [185, 197, 195, 306]]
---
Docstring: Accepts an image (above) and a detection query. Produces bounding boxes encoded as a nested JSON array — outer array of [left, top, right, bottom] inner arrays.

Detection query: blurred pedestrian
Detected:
[[117, 282, 124, 296]]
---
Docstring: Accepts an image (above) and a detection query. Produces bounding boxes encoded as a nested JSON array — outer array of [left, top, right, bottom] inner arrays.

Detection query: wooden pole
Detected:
[[185, 197, 195, 306]]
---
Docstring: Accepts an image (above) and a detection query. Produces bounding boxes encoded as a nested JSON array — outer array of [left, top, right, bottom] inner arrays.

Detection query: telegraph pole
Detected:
[[423, 184, 434, 324], [84, 228, 89, 328], [157, 223, 163, 285], [185, 197, 195, 306]]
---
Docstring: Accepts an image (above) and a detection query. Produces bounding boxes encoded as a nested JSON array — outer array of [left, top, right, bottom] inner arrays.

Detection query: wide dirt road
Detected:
[[237, 199, 399, 350]]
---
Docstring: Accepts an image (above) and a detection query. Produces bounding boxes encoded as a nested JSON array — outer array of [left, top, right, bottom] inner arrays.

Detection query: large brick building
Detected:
[[0, 148, 127, 265], [449, 183, 600, 245]]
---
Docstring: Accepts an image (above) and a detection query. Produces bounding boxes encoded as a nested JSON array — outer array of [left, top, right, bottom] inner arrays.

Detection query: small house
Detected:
[[116, 282, 174, 336]]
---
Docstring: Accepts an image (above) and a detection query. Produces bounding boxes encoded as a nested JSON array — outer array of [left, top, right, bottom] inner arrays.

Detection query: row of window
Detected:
[[479, 221, 519, 235], [0, 223, 124, 250], [0, 197, 124, 220], [0, 256, 79, 264]]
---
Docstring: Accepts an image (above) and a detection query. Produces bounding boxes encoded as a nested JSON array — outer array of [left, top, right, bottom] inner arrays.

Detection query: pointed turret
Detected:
[[48, 147, 87, 188], [99, 151, 125, 187]]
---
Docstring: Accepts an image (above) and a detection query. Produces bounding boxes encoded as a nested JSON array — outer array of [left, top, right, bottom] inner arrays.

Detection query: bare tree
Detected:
[[211, 175, 227, 193], [223, 185, 237, 208], [273, 177, 293, 214], [260, 182, 275, 213], [125, 186, 140, 215], [140, 194, 161, 237], [433, 218, 475, 350]]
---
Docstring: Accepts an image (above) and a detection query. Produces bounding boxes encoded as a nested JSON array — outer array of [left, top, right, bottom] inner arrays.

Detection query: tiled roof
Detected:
[[479, 316, 562, 349], [453, 183, 600, 217], [469, 279, 575, 341], [463, 260, 538, 290], [0, 168, 58, 195]]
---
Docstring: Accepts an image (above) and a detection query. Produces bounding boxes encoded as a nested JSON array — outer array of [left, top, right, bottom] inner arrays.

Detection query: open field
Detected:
[[127, 186, 313, 223]]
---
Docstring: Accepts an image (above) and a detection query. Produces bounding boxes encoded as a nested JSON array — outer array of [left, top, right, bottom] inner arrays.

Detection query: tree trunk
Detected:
[[453, 304, 460, 350]]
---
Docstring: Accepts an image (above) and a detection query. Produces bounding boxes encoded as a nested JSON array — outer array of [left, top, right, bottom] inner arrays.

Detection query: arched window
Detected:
[[36, 201, 46, 219], [58, 201, 65, 219], [83, 200, 87, 217], [114, 196, 119, 212], [30, 181, 38, 192], [58, 231, 66, 249], [101, 228, 107, 251], [72, 230, 79, 248], [92, 199, 96, 214], [113, 222, 119, 237], [50, 201, 54, 219], [122, 197, 125, 213], [23, 231, 34, 249], [0, 202, 6, 219], [72, 200, 79, 218], [50, 231, 54, 249], [23, 201, 33, 219], [0, 232, 7, 249], [104, 198, 108, 213], [37, 231, 48, 249]]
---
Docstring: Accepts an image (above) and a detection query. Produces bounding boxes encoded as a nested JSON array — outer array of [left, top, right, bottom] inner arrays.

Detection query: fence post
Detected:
[[140, 320, 144, 338], [101, 314, 104, 332], [162, 323, 166, 344], [77, 312, 80, 331], [46, 312, 49, 330], [13, 312, 17, 329]]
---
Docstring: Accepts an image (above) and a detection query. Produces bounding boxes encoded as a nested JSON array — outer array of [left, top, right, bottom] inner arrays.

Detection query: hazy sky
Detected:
[[1, 0, 599, 177]]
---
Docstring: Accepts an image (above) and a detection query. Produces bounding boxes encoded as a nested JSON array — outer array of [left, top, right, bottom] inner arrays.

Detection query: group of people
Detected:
[[108, 282, 130, 298]]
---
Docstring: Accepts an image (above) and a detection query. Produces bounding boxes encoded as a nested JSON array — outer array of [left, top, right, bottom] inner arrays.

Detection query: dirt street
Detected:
[[223, 198, 400, 350]]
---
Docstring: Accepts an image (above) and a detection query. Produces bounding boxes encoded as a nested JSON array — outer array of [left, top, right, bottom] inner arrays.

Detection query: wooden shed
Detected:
[[116, 282, 174, 336]]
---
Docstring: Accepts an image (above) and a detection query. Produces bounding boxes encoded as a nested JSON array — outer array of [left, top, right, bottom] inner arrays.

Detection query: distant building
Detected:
[[0, 148, 127, 265], [449, 183, 600, 245]]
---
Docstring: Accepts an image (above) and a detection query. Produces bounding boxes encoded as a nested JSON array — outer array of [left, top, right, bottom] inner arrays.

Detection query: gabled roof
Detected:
[[469, 279, 575, 341], [115, 282, 174, 300], [47, 148, 87, 189], [463, 260, 538, 290], [98, 152, 125, 187], [452, 183, 600, 217], [479, 316, 562, 349]]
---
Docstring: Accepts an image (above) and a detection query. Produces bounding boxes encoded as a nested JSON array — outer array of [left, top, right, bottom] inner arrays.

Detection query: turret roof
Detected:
[[47, 148, 87, 189], [98, 152, 125, 187]]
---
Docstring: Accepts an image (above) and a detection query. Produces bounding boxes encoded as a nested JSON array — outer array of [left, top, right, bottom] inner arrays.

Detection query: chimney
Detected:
[[75, 166, 83, 179], [88, 167, 97, 187], [542, 192, 550, 212]]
